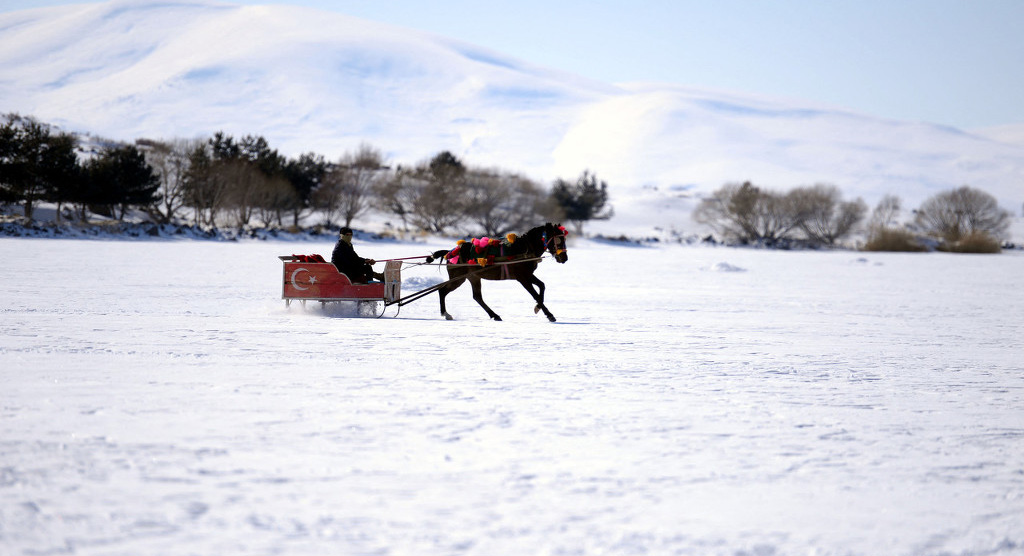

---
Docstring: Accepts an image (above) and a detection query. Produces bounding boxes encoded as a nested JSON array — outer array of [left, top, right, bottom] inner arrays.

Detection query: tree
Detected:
[[374, 167, 418, 231], [868, 194, 902, 232], [320, 144, 386, 228], [283, 152, 327, 228], [915, 186, 1010, 243], [187, 132, 289, 228], [251, 173, 295, 227], [217, 158, 269, 227], [183, 143, 228, 227], [694, 181, 804, 243], [405, 151, 470, 233], [0, 114, 80, 220], [862, 194, 925, 251], [462, 169, 550, 236], [137, 138, 196, 224], [550, 170, 612, 235], [792, 184, 867, 245], [41, 133, 82, 223], [85, 145, 162, 221]]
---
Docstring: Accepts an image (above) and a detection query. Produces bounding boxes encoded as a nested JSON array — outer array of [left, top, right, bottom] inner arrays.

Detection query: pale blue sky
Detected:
[[4, 0, 1022, 129]]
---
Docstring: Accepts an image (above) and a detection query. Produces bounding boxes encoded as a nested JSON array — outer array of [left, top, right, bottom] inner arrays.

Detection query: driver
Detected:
[[331, 227, 383, 283]]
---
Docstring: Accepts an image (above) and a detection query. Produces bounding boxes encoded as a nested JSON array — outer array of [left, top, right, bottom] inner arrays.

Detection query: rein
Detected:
[[383, 224, 566, 269], [438, 254, 544, 268]]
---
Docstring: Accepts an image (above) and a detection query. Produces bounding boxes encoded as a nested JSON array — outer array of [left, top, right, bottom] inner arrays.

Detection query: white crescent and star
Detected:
[[290, 267, 317, 291]]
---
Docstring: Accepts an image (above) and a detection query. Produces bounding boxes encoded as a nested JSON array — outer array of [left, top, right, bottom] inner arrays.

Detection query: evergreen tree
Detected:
[[86, 145, 162, 221], [283, 152, 327, 227], [0, 114, 80, 220], [550, 170, 613, 234]]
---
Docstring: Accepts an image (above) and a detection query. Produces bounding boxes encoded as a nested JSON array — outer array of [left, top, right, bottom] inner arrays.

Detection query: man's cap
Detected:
[[340, 227, 353, 235]]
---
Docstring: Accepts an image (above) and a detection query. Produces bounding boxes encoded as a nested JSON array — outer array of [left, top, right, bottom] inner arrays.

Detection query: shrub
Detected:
[[863, 227, 926, 252], [939, 231, 1002, 254]]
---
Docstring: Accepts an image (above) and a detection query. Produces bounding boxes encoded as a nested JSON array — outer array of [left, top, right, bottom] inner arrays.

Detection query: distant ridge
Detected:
[[2, 0, 1022, 230]]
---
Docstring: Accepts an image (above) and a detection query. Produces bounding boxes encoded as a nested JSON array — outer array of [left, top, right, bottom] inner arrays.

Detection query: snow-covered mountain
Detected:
[[2, 0, 1022, 232]]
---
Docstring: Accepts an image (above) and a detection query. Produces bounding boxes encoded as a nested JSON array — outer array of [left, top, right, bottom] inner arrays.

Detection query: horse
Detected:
[[425, 223, 569, 322]]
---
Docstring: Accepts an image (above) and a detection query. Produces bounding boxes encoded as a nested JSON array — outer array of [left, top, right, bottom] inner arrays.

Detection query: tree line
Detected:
[[694, 181, 1013, 252], [0, 114, 612, 236], [4, 113, 1013, 250]]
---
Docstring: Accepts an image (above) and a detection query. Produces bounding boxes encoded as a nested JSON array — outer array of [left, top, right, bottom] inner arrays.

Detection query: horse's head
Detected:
[[545, 223, 569, 263]]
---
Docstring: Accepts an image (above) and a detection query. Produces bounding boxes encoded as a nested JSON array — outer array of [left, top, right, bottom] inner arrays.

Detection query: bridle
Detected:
[[542, 226, 568, 258]]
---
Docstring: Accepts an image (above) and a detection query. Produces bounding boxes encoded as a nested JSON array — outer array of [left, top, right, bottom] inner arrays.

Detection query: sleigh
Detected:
[[279, 254, 402, 314]]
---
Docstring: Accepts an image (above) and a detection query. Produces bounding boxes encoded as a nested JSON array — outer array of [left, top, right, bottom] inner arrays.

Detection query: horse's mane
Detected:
[[518, 225, 546, 255]]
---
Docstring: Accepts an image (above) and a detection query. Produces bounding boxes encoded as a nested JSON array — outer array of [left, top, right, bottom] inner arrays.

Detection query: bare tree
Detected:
[[183, 142, 229, 227], [373, 167, 419, 231], [792, 184, 867, 245], [462, 169, 548, 236], [868, 194, 903, 232], [218, 159, 268, 227], [862, 193, 925, 251], [407, 151, 470, 233], [693, 181, 754, 240], [915, 185, 1010, 242], [252, 174, 295, 227], [323, 144, 386, 228], [694, 181, 804, 243], [137, 138, 197, 224]]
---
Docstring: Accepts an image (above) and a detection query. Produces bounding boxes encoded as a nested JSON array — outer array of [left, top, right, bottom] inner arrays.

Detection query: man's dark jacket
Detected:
[[331, 240, 371, 282]]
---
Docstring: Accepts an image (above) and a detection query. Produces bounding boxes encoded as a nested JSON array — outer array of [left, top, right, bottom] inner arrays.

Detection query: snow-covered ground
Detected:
[[2, 236, 1023, 555]]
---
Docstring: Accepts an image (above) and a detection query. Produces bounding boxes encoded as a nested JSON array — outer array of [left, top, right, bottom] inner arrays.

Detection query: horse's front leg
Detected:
[[520, 276, 555, 322], [470, 277, 502, 321], [531, 275, 546, 306], [438, 276, 465, 320]]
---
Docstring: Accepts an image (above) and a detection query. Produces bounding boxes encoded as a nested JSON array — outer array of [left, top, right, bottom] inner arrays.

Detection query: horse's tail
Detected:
[[424, 249, 449, 264]]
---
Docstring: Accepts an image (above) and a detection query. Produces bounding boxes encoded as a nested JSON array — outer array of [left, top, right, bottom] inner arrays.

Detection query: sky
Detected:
[[2, 0, 1023, 130]]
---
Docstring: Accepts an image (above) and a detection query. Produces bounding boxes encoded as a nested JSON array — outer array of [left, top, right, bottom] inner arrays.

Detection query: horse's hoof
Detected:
[[547, 315, 557, 322], [534, 305, 541, 314], [492, 315, 502, 321], [444, 313, 454, 321]]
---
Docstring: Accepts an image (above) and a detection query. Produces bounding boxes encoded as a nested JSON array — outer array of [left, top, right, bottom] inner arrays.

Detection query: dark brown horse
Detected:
[[426, 223, 568, 321]]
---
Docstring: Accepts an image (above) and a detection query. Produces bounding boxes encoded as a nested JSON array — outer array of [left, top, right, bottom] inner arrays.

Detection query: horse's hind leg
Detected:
[[520, 276, 556, 322], [470, 277, 502, 321]]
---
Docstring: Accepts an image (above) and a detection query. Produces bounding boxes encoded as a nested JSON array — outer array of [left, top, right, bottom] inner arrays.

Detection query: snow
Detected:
[[2, 236, 1023, 555], [2, 2, 1024, 549]]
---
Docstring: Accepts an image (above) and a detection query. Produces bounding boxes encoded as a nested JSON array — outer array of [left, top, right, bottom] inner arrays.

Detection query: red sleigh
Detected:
[[279, 255, 402, 312]]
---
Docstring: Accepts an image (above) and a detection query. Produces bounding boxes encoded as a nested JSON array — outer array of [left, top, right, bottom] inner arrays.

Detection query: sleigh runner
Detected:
[[280, 255, 402, 311]]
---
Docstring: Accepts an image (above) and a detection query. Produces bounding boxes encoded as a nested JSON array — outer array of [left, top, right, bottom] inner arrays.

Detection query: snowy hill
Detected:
[[2, 0, 1023, 235]]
